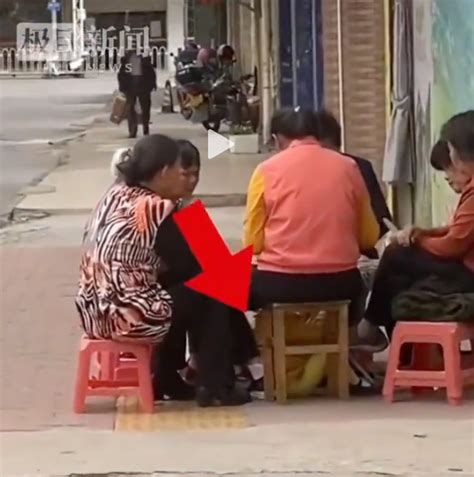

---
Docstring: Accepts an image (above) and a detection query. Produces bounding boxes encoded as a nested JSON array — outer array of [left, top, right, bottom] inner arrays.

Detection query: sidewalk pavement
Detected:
[[1, 212, 474, 476], [2, 109, 474, 476], [15, 113, 268, 215]]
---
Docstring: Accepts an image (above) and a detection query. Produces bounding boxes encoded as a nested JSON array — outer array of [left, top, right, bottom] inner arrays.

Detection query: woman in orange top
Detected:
[[244, 109, 380, 324], [358, 111, 474, 349]]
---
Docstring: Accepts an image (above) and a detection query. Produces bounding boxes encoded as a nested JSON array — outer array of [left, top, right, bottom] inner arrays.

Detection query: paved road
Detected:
[[0, 74, 116, 218]]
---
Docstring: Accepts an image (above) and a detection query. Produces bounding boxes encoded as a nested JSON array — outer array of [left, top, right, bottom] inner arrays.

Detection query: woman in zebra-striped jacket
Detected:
[[76, 134, 258, 407]]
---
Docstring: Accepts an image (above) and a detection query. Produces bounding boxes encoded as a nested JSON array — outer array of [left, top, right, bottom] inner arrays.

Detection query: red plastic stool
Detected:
[[73, 337, 154, 413], [383, 322, 474, 405]]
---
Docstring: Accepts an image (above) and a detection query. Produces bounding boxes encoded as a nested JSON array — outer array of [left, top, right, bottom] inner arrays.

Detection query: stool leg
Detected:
[[336, 304, 349, 399], [411, 344, 436, 396], [73, 347, 92, 413], [442, 336, 463, 406], [260, 309, 275, 401], [273, 308, 287, 404], [136, 348, 154, 413], [98, 351, 116, 381], [326, 354, 339, 397], [383, 336, 403, 403]]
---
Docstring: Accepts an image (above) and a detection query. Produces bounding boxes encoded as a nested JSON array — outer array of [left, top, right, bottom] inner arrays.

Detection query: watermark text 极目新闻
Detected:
[[16, 23, 151, 59]]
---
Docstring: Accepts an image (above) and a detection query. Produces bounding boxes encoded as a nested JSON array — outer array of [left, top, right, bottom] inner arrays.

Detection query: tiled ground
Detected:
[[0, 246, 115, 431]]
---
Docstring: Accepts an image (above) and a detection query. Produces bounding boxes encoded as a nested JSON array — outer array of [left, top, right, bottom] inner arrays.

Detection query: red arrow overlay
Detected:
[[172, 200, 253, 311]]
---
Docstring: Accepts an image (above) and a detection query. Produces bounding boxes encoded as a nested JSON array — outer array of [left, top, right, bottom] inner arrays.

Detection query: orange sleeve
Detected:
[[417, 194, 474, 259], [243, 166, 266, 254]]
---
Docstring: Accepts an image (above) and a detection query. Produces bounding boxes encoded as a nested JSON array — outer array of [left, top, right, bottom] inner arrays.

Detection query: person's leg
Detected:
[[127, 93, 138, 138], [151, 315, 192, 400], [156, 212, 258, 373], [361, 243, 474, 343], [139, 92, 151, 135], [365, 243, 468, 330], [165, 284, 249, 406], [250, 268, 364, 324], [229, 309, 259, 365]]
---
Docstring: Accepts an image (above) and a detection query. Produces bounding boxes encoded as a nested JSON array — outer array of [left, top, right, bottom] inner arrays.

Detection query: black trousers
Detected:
[[153, 211, 258, 389], [127, 91, 151, 136], [249, 268, 365, 325], [365, 244, 474, 336]]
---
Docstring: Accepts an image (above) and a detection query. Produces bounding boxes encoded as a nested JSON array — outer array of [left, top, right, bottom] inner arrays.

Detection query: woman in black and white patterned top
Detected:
[[76, 134, 258, 407]]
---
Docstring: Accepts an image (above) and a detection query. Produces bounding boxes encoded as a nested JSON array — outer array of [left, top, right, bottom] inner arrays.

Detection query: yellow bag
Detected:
[[287, 353, 327, 397], [284, 312, 329, 398]]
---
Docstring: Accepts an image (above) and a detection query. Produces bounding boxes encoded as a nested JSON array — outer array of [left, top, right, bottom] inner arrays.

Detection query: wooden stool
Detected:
[[255, 301, 350, 404]]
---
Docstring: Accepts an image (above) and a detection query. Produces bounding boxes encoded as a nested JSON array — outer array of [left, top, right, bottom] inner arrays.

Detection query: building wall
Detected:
[[231, 0, 388, 155], [321, 0, 388, 178], [321, 0, 340, 116], [429, 0, 474, 224], [83, 0, 166, 14], [227, 0, 256, 75], [194, 3, 226, 48], [166, 0, 185, 54], [0, 0, 52, 45]]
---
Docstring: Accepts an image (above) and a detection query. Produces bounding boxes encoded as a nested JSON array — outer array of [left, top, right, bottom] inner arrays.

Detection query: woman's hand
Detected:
[[390, 225, 423, 247]]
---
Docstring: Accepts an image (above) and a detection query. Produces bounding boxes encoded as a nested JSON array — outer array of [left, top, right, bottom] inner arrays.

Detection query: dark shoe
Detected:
[[153, 370, 195, 401], [349, 354, 383, 396], [179, 365, 197, 386], [143, 125, 150, 136], [351, 321, 389, 353], [248, 377, 264, 400], [196, 386, 251, 407]]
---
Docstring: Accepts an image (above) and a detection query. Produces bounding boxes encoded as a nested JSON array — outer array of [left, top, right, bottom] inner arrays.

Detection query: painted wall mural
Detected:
[[412, 0, 433, 227], [431, 0, 474, 224]]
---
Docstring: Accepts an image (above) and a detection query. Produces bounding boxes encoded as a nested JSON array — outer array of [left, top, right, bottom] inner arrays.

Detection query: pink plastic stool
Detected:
[[383, 322, 474, 405], [73, 337, 154, 413], [94, 352, 142, 381]]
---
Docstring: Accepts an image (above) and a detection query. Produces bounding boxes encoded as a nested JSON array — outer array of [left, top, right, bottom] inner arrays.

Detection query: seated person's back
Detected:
[[256, 142, 376, 272], [245, 110, 379, 274]]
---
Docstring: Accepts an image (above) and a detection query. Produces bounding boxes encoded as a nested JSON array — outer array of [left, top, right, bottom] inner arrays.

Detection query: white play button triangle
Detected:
[[207, 129, 235, 159]]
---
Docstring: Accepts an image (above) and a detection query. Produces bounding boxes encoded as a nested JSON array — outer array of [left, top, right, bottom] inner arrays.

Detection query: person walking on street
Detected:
[[118, 49, 157, 138]]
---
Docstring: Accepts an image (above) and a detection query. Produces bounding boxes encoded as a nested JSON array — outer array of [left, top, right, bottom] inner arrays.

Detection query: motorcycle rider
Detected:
[[216, 44, 236, 81], [175, 41, 200, 69], [196, 47, 219, 80]]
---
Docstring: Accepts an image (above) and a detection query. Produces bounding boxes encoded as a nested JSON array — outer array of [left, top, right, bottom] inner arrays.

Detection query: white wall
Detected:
[[166, 0, 185, 58]]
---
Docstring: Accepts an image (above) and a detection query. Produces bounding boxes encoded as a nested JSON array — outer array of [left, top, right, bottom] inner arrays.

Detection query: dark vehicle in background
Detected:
[[174, 46, 259, 133]]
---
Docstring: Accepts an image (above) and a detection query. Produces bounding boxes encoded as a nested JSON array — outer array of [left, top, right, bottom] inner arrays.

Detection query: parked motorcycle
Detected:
[[175, 63, 258, 133]]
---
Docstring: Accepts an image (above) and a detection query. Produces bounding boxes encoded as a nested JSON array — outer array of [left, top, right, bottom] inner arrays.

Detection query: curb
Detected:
[[0, 93, 113, 228], [12, 194, 247, 219], [47, 131, 87, 146], [69, 113, 109, 129]]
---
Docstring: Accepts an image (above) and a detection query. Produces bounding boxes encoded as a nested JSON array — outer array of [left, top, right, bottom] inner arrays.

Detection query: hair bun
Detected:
[[110, 147, 132, 179]]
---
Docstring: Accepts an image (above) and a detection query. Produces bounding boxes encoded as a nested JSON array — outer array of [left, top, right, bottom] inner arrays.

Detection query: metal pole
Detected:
[[336, 0, 345, 152], [260, 0, 272, 144], [183, 0, 188, 45], [72, 0, 77, 57], [78, 0, 84, 56], [51, 0, 58, 55], [290, 0, 297, 107]]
